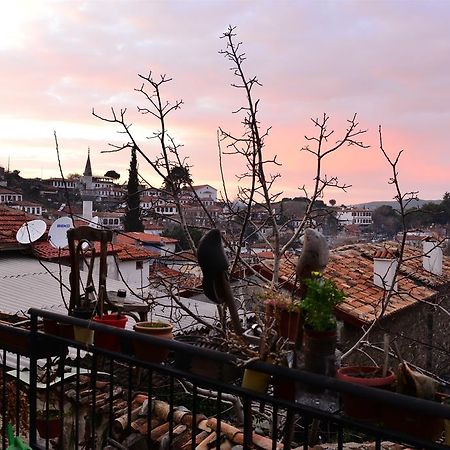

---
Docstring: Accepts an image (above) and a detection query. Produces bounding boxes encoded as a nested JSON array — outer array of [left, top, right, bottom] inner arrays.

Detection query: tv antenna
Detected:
[[16, 219, 47, 244], [48, 216, 74, 249]]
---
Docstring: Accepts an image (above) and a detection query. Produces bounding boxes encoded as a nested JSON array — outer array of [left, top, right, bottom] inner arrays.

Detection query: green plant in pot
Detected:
[[301, 272, 345, 376]]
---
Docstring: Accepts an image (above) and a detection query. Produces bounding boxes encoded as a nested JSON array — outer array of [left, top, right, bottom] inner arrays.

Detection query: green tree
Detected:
[[124, 146, 144, 232], [104, 170, 120, 180], [163, 165, 192, 194], [371, 205, 401, 236], [162, 225, 202, 251]]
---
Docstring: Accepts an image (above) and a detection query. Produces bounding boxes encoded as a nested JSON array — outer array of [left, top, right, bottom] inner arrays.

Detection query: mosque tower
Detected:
[[81, 149, 94, 221]]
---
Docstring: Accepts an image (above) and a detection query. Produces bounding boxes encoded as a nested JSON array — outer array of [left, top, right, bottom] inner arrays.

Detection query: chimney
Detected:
[[373, 249, 398, 291], [422, 237, 443, 276]]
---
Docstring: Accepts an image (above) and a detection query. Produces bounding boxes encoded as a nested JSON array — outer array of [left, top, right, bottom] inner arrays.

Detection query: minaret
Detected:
[[81, 149, 94, 221]]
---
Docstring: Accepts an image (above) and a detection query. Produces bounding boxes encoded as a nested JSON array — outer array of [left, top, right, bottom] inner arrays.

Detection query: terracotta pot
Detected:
[[381, 396, 444, 441], [265, 302, 303, 343], [93, 314, 128, 351], [445, 417, 450, 445], [133, 321, 173, 363], [43, 318, 74, 340], [174, 336, 242, 382], [303, 326, 337, 377], [272, 374, 297, 401], [336, 366, 396, 421], [36, 410, 61, 439]]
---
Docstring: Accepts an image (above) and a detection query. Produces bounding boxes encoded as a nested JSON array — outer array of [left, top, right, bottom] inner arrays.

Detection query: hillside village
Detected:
[[1, 152, 450, 449]]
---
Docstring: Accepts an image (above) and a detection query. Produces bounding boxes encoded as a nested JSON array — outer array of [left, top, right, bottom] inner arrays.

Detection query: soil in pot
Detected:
[[133, 321, 173, 363], [93, 314, 128, 351], [336, 366, 396, 421]]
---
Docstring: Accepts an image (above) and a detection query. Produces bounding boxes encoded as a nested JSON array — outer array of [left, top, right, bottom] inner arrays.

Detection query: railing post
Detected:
[[28, 311, 38, 446]]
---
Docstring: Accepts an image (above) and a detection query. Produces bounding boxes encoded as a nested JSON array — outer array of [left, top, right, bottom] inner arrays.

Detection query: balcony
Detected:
[[0, 309, 449, 450]]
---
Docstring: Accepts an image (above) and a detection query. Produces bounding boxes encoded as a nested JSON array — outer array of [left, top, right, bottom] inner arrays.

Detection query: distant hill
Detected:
[[353, 199, 441, 211]]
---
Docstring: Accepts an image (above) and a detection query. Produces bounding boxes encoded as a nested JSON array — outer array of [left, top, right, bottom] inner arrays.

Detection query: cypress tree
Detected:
[[124, 146, 144, 232]]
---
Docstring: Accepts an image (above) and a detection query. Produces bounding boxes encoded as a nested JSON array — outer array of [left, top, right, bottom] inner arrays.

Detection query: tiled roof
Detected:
[[149, 263, 202, 292], [0, 205, 46, 250], [116, 232, 177, 246], [0, 186, 22, 194], [114, 243, 159, 261], [163, 250, 197, 263], [63, 377, 280, 450], [32, 241, 158, 262], [263, 242, 450, 326]]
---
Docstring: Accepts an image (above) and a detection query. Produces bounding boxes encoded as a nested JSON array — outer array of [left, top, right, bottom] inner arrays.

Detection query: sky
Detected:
[[1, 0, 450, 205]]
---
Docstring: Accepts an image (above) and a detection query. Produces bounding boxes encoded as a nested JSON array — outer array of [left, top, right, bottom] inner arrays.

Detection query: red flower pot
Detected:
[[336, 366, 396, 421], [36, 411, 61, 439], [265, 301, 303, 343], [93, 314, 127, 351]]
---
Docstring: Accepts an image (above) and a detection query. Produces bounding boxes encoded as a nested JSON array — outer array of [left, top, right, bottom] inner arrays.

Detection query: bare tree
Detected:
[[218, 26, 368, 286]]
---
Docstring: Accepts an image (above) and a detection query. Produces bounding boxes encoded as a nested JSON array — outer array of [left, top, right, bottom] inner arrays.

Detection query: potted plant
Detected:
[[381, 362, 444, 441], [262, 290, 303, 343], [133, 320, 174, 363], [71, 285, 96, 345], [36, 407, 62, 440], [336, 365, 396, 421], [300, 273, 345, 377]]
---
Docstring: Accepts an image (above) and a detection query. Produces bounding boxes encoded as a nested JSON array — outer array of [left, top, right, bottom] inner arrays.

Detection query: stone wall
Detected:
[[339, 293, 450, 378]]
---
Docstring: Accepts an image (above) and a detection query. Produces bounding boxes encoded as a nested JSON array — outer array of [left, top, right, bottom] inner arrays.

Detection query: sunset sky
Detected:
[[1, 1, 450, 205]]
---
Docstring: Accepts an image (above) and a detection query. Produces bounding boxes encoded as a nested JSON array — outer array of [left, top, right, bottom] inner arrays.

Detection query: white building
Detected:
[[337, 207, 373, 226], [0, 187, 23, 203]]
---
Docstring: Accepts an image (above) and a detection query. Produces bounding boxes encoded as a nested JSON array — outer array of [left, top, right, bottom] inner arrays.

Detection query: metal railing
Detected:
[[0, 308, 449, 449]]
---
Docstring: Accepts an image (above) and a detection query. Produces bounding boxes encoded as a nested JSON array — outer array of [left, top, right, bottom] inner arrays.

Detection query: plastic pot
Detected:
[[93, 314, 128, 351]]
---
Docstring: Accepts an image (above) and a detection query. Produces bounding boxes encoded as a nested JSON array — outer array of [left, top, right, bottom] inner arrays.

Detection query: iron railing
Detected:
[[0, 308, 448, 449]]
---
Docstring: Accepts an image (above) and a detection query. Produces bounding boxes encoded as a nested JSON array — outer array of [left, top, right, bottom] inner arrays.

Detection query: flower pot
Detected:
[[272, 374, 297, 401], [133, 321, 173, 363], [43, 318, 74, 340], [242, 368, 271, 394], [445, 417, 450, 445], [265, 302, 303, 343], [381, 396, 444, 441], [303, 326, 337, 377], [174, 335, 242, 382], [36, 410, 61, 439], [93, 314, 128, 351], [336, 366, 396, 421], [72, 308, 95, 345]]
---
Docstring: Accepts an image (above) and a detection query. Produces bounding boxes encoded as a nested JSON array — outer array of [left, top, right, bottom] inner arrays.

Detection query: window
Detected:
[[136, 261, 143, 270], [114, 219, 119, 225]]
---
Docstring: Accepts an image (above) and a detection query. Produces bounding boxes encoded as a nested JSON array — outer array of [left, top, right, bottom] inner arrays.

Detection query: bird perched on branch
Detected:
[[197, 229, 243, 335]]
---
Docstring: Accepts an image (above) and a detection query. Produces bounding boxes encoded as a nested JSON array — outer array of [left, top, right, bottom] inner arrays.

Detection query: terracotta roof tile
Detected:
[[0, 205, 48, 250], [262, 242, 450, 326], [32, 241, 158, 262], [116, 232, 177, 246]]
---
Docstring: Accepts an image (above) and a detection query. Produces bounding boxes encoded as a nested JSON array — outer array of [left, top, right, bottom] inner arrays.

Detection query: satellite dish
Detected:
[[89, 216, 100, 229], [48, 216, 74, 249], [16, 219, 47, 244]]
